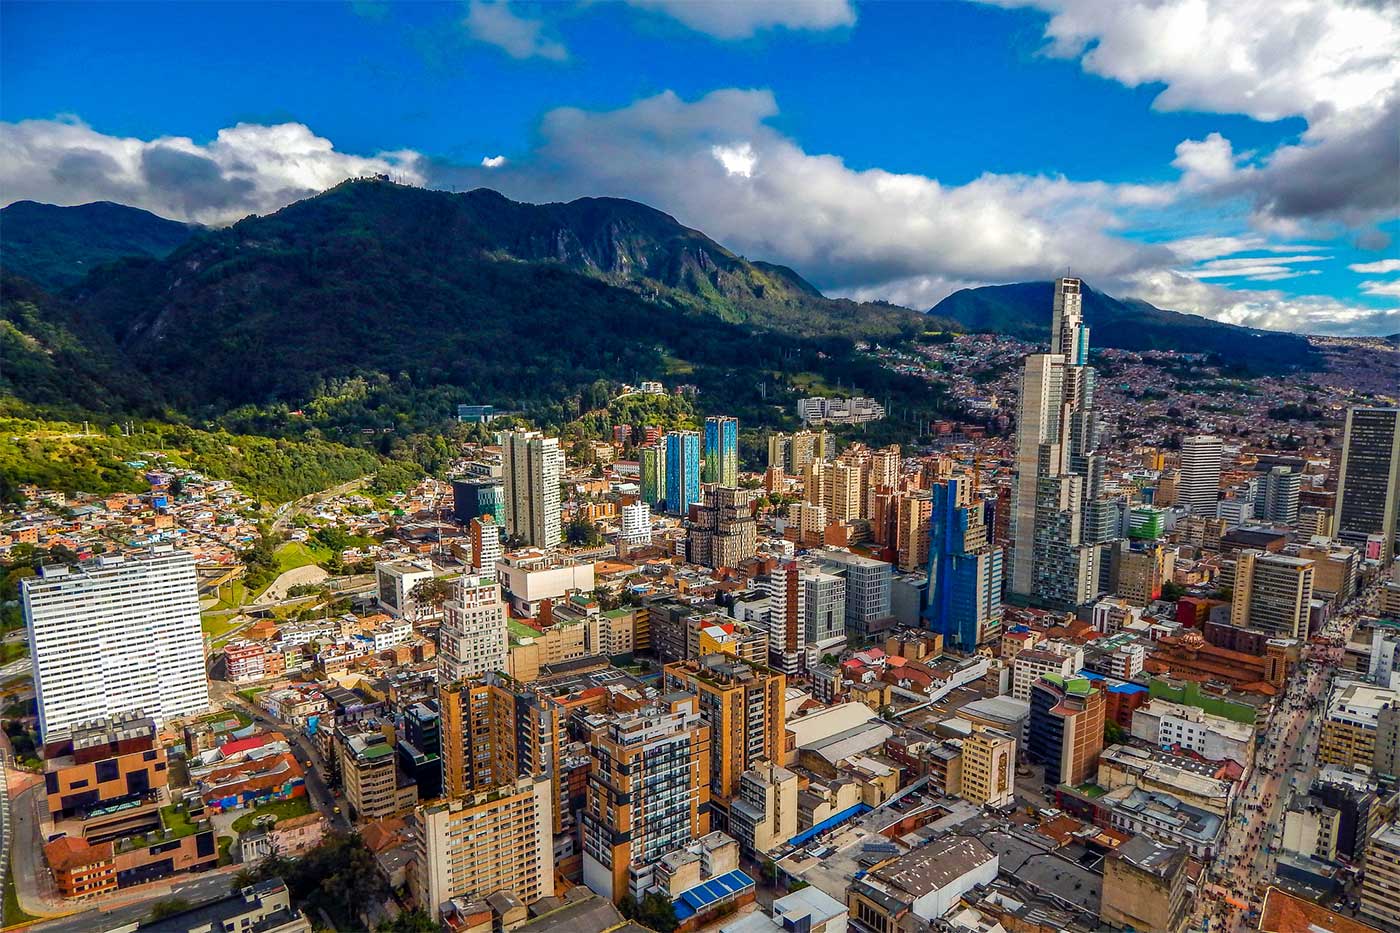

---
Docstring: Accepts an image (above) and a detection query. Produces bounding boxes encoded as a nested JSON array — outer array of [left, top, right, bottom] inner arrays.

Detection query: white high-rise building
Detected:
[[21, 548, 210, 739], [1179, 436, 1224, 517], [437, 574, 508, 683], [1009, 278, 1099, 609], [619, 501, 652, 546], [502, 431, 563, 548]]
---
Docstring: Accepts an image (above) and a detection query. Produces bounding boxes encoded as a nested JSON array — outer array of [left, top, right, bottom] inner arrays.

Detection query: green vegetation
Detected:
[[233, 832, 388, 931], [159, 803, 200, 839], [201, 611, 248, 642], [218, 836, 234, 867], [0, 200, 195, 291], [376, 910, 440, 933], [0, 640, 27, 664], [274, 541, 331, 574], [231, 796, 316, 833], [620, 892, 679, 933], [147, 897, 194, 922], [508, 619, 542, 640], [3, 849, 38, 926], [0, 417, 379, 503]]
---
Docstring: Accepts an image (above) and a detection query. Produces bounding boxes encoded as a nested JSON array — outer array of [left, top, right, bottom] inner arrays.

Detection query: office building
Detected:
[[581, 695, 711, 902], [1108, 539, 1174, 607], [665, 430, 702, 515], [1320, 681, 1400, 770], [803, 568, 847, 656], [437, 574, 508, 684], [502, 431, 563, 548], [619, 501, 652, 546], [688, 487, 759, 569], [375, 559, 436, 619], [409, 777, 555, 917], [469, 515, 502, 573], [896, 490, 932, 573], [1335, 407, 1400, 561], [1178, 436, 1224, 517], [924, 476, 1004, 651], [1260, 466, 1302, 526], [728, 762, 798, 857], [816, 550, 892, 639], [1027, 674, 1105, 786], [1361, 823, 1400, 930], [1009, 278, 1099, 609], [703, 416, 739, 487], [663, 657, 785, 816], [339, 731, 417, 821], [640, 444, 665, 508], [1229, 550, 1314, 638], [960, 727, 1016, 808], [22, 548, 210, 738], [452, 479, 505, 526]]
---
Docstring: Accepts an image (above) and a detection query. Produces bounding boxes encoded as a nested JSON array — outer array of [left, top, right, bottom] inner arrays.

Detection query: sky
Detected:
[[2, 0, 1398, 336]]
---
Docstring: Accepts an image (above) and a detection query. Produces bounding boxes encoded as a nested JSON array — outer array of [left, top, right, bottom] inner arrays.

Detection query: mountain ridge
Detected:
[[929, 280, 1321, 373]]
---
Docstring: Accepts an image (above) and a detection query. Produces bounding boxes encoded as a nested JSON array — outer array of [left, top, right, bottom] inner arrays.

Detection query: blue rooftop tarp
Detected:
[[1107, 682, 1149, 695], [787, 802, 872, 849], [673, 869, 755, 920]]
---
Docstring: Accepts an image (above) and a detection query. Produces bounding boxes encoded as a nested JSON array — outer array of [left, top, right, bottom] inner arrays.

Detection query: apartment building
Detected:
[[409, 777, 555, 918], [1027, 675, 1105, 787], [437, 573, 508, 683], [1361, 823, 1400, 930], [22, 548, 209, 737], [1320, 681, 1400, 770], [960, 727, 1016, 808], [728, 762, 798, 858], [662, 657, 785, 819], [581, 695, 712, 903], [340, 731, 416, 821], [1011, 645, 1084, 702]]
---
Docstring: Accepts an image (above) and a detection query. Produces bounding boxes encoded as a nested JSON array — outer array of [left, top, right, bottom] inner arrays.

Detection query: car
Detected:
[[333, 805, 342, 815]]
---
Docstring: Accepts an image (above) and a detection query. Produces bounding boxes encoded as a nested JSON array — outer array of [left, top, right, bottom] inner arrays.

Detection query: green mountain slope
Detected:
[[53, 179, 951, 433], [930, 280, 1321, 373], [0, 200, 198, 290]]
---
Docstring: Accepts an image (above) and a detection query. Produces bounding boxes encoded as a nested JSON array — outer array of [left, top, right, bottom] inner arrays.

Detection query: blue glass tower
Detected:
[[703, 416, 739, 486], [665, 431, 701, 515], [924, 477, 1004, 652]]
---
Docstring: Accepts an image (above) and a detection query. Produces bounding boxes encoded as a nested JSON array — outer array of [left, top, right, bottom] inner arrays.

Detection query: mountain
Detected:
[[36, 179, 951, 432], [0, 200, 198, 290], [930, 281, 1321, 373]]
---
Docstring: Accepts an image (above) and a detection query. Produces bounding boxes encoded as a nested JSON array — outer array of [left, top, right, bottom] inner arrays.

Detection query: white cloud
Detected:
[[1350, 259, 1400, 274], [481, 155, 508, 168], [0, 117, 424, 224], [996, 0, 1400, 230], [463, 0, 567, 61], [711, 142, 757, 177], [1360, 280, 1400, 298], [625, 0, 855, 38], [1188, 254, 1329, 279]]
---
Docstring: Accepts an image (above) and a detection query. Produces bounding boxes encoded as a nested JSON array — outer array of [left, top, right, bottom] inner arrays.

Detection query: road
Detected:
[[270, 476, 369, 535], [1191, 576, 1376, 932]]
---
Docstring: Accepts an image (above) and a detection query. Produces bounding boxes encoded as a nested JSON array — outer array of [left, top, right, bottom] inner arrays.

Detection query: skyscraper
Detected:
[[639, 443, 665, 508], [437, 574, 509, 684], [502, 431, 563, 547], [1009, 278, 1099, 609], [1334, 407, 1400, 562], [925, 476, 1004, 652], [703, 416, 739, 487], [1261, 465, 1302, 526], [22, 548, 210, 738], [763, 561, 806, 675], [451, 479, 505, 526], [469, 515, 502, 572], [1178, 435, 1224, 517], [665, 430, 701, 515], [1229, 550, 1314, 638]]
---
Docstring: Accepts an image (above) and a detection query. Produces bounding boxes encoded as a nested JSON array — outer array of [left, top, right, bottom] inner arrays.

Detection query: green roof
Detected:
[[357, 743, 395, 761]]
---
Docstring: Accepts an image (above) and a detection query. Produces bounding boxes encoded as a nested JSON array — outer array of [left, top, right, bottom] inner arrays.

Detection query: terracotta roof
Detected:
[[44, 836, 113, 871], [1259, 887, 1382, 933]]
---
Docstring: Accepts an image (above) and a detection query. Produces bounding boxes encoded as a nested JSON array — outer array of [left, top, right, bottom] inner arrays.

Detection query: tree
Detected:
[[1105, 721, 1127, 745], [1161, 581, 1186, 601], [376, 910, 439, 932], [148, 898, 192, 921], [410, 576, 455, 614], [565, 514, 604, 547], [639, 893, 679, 933]]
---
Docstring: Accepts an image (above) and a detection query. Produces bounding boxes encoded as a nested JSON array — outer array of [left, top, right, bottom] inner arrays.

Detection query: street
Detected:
[[1191, 576, 1377, 932]]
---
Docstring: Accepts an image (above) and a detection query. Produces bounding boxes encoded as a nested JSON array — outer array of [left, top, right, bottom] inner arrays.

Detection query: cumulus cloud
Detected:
[[996, 0, 1400, 230], [0, 117, 424, 224], [426, 88, 1173, 301], [1350, 259, 1400, 273], [463, 0, 567, 61], [1360, 280, 1400, 298], [481, 155, 508, 168], [624, 0, 856, 38]]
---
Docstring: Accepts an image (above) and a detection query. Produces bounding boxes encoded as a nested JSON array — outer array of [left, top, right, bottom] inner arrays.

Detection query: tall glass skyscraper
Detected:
[[703, 416, 739, 487], [665, 430, 701, 515], [639, 444, 665, 507], [925, 477, 1004, 651]]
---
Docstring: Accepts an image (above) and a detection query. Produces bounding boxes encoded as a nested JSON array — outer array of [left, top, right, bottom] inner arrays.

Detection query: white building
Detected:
[[816, 549, 892, 637], [619, 502, 653, 546], [1130, 699, 1254, 764], [1011, 645, 1084, 701], [496, 550, 596, 617], [21, 547, 210, 738], [1179, 436, 1224, 517], [502, 431, 563, 548], [437, 574, 509, 683], [375, 560, 436, 618]]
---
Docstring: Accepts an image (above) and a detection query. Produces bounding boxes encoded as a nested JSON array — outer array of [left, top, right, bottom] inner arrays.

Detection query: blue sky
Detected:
[[2, 0, 1397, 334]]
